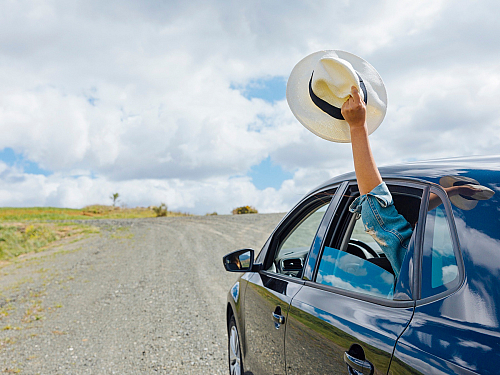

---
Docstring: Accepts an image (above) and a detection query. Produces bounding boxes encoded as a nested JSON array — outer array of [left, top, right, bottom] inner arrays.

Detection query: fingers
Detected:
[[341, 96, 351, 113], [342, 86, 362, 110], [459, 185, 482, 197], [341, 86, 367, 128], [350, 86, 362, 103]]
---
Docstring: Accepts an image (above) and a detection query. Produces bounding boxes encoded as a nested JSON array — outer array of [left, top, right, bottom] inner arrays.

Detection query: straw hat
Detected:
[[286, 50, 387, 143], [439, 175, 495, 210]]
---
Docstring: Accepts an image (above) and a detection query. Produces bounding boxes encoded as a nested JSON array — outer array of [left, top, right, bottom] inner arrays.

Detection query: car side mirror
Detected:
[[223, 249, 259, 272]]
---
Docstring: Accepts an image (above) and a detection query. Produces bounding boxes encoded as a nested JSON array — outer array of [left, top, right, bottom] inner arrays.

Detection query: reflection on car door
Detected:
[[391, 188, 473, 374], [243, 273, 302, 374], [285, 285, 414, 374], [242, 189, 337, 375]]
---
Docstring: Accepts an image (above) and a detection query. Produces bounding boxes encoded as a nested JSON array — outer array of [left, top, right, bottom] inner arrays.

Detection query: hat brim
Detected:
[[286, 50, 387, 143]]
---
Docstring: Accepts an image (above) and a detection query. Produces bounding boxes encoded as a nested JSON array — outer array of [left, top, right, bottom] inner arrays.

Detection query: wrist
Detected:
[[349, 123, 368, 134]]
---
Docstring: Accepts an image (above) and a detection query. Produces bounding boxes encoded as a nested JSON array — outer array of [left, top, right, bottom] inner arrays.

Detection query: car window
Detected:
[[315, 183, 423, 300], [421, 191, 459, 298], [316, 206, 397, 300], [267, 199, 331, 278], [350, 218, 384, 256], [317, 245, 395, 299]]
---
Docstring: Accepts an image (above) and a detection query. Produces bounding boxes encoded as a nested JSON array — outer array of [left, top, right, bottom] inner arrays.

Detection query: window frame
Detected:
[[304, 178, 428, 308], [415, 184, 465, 305], [259, 184, 341, 283]]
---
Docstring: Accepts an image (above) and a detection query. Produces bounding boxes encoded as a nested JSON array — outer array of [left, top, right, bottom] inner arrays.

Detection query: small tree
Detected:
[[110, 193, 120, 207]]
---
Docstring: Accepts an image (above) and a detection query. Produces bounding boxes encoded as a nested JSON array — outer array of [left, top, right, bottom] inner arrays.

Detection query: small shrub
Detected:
[[110, 193, 120, 207], [232, 206, 258, 215], [152, 203, 168, 217], [205, 212, 218, 216]]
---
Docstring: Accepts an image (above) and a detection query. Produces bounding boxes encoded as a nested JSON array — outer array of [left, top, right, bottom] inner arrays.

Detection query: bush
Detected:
[[152, 203, 168, 217], [232, 206, 258, 215], [206, 212, 218, 216]]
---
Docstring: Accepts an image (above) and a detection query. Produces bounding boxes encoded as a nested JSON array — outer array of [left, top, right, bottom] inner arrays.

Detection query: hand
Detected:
[[341, 86, 366, 129], [454, 185, 482, 197]]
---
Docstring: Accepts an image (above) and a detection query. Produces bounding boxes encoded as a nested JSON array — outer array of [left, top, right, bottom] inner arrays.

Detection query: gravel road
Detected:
[[0, 213, 284, 374]]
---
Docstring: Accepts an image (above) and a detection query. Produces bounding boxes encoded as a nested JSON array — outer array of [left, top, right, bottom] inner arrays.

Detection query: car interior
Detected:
[[337, 187, 423, 276], [266, 184, 423, 280], [267, 198, 332, 278]]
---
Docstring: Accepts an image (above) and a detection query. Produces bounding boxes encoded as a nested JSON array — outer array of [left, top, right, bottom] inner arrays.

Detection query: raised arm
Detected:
[[428, 185, 482, 211], [341, 86, 382, 195]]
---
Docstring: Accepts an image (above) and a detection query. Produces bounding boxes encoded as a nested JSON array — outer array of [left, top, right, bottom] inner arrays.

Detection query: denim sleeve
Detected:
[[349, 182, 413, 277]]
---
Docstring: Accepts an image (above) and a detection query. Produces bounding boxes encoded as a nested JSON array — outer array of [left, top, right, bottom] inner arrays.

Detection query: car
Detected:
[[222, 155, 500, 375]]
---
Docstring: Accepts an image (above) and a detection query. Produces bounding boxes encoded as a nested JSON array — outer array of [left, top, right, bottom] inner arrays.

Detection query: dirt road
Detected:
[[0, 213, 284, 374]]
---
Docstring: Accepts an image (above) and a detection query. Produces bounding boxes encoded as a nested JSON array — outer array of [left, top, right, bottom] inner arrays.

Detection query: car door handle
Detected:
[[272, 312, 285, 325], [344, 351, 374, 375]]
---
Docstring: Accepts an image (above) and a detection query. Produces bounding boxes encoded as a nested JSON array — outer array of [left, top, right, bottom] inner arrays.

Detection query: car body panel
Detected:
[[285, 284, 414, 374], [390, 166, 500, 374], [312, 155, 500, 192], [224, 155, 500, 375], [393, 298, 500, 374], [237, 187, 340, 374], [242, 272, 303, 375]]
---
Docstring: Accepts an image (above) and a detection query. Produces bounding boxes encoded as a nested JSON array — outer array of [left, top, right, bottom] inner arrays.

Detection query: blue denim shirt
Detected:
[[349, 182, 413, 277]]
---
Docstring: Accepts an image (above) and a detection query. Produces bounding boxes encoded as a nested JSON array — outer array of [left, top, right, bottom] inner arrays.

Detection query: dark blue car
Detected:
[[223, 155, 500, 375]]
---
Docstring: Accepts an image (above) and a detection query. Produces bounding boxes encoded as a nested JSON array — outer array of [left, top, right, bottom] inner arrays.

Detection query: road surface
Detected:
[[0, 213, 284, 374]]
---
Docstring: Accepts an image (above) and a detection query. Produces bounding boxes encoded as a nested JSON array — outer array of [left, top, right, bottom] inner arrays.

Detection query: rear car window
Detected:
[[421, 189, 459, 298]]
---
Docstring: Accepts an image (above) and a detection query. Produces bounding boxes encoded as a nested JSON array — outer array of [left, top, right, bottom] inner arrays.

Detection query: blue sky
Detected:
[[234, 76, 287, 103], [1, 0, 499, 213], [0, 148, 51, 176], [248, 156, 293, 190], [239, 76, 292, 190]]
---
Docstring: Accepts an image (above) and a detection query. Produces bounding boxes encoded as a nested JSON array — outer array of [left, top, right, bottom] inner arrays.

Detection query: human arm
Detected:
[[349, 183, 413, 277], [342, 86, 412, 276], [341, 86, 382, 195], [428, 185, 482, 211]]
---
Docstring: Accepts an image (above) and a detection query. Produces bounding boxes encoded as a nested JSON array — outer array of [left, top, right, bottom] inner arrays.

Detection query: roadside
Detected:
[[0, 213, 284, 374], [0, 205, 191, 262]]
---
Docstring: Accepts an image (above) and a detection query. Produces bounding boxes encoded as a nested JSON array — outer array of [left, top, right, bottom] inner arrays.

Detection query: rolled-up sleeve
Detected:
[[349, 182, 413, 277]]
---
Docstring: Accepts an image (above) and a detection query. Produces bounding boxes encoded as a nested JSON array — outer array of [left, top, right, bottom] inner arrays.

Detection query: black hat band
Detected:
[[309, 71, 368, 120]]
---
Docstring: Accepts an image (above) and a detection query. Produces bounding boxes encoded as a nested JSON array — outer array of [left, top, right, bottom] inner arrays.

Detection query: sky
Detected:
[[0, 0, 499, 214]]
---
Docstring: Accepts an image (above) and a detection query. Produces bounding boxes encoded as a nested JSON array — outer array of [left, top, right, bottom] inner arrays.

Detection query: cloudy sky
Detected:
[[0, 0, 499, 214]]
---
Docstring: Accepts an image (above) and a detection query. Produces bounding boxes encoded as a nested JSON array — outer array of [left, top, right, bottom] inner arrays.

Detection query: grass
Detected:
[[0, 223, 99, 261], [0, 205, 192, 261], [0, 205, 191, 222], [22, 300, 44, 323]]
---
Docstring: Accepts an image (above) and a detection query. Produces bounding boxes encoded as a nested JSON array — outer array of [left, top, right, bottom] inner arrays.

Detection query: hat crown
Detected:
[[286, 50, 387, 143], [312, 56, 361, 108]]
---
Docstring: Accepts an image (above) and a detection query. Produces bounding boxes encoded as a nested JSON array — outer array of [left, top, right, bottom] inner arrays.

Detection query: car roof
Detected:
[[312, 154, 500, 193]]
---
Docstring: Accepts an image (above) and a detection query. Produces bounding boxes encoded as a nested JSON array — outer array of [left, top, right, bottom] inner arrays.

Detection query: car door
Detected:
[[242, 185, 341, 375], [284, 182, 425, 374], [389, 186, 499, 374]]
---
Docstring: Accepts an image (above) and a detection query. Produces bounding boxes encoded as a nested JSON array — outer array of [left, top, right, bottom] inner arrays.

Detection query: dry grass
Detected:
[[0, 205, 192, 261], [0, 205, 191, 222], [0, 223, 99, 261]]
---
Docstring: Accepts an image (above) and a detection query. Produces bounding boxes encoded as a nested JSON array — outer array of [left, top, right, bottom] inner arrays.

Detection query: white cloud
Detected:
[[0, 163, 299, 214], [0, 0, 499, 213]]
